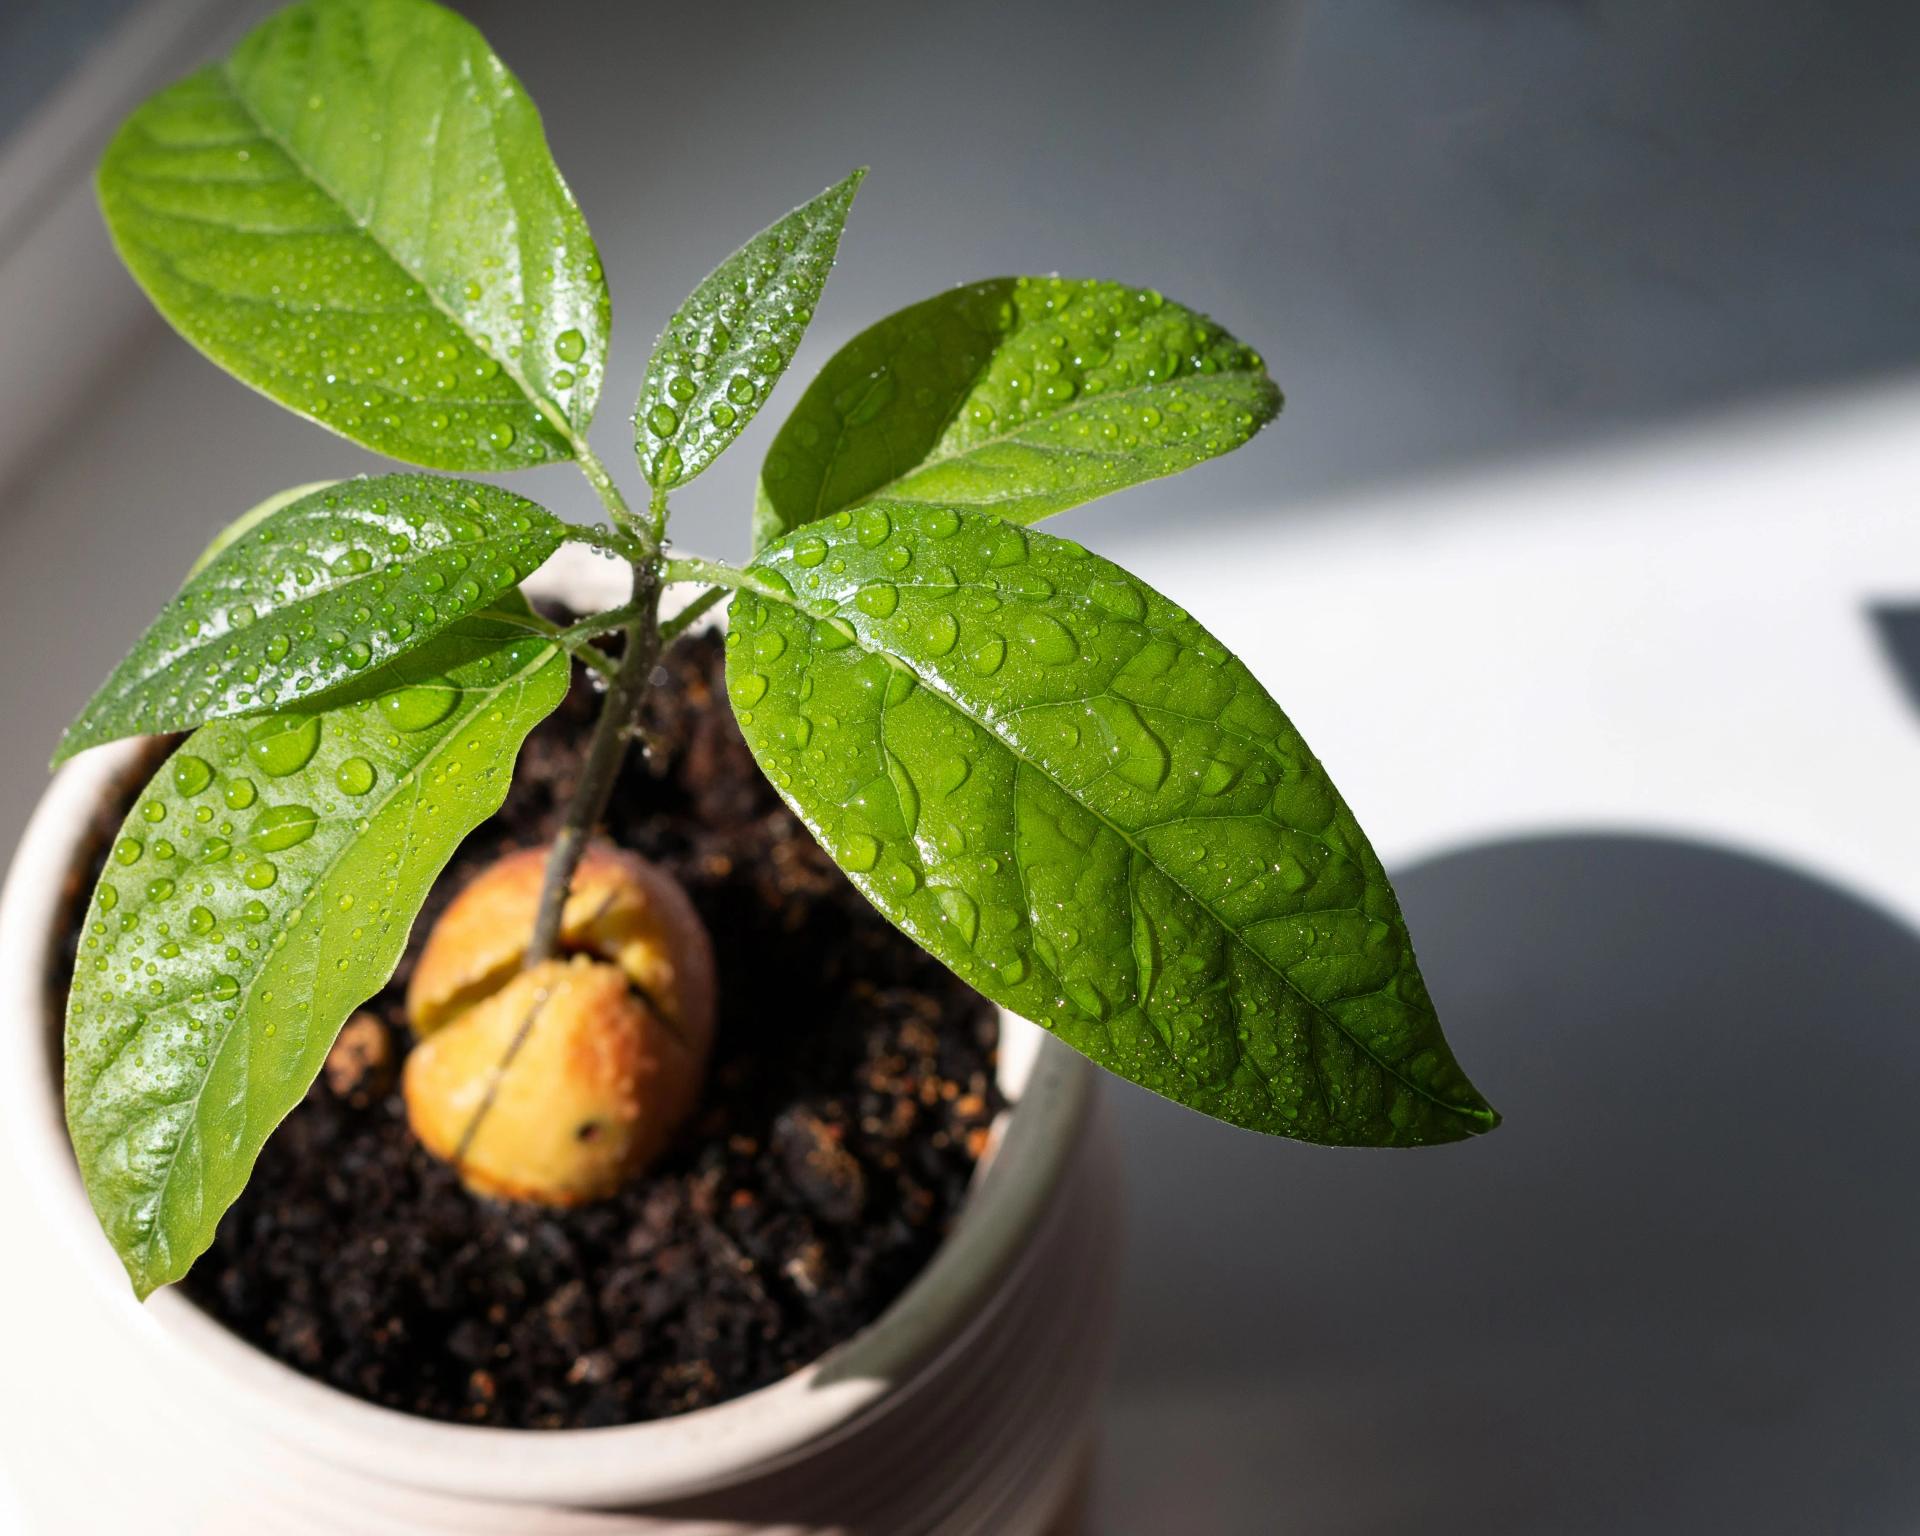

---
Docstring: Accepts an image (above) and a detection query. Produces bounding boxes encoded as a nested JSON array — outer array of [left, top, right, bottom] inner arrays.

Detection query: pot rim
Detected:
[[0, 552, 1095, 1506]]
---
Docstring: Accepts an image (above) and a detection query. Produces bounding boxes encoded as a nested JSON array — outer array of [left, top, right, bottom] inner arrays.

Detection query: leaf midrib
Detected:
[[119, 631, 561, 1279], [749, 579, 1487, 1132]]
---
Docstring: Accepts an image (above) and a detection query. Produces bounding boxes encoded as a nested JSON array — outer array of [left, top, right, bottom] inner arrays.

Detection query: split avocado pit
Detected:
[[402, 842, 717, 1205]]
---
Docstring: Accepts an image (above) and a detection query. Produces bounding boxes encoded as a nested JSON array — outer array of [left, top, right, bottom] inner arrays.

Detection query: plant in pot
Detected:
[[30, 0, 1498, 1522]]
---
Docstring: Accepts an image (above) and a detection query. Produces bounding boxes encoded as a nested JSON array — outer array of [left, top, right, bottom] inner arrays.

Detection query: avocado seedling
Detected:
[[57, 0, 1498, 1307]]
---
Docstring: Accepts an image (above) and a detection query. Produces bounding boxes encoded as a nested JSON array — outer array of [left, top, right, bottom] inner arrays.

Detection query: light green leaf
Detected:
[[637, 169, 864, 490], [96, 0, 608, 471], [752, 277, 1280, 549], [65, 602, 568, 1297], [56, 474, 570, 763], [727, 503, 1495, 1146]]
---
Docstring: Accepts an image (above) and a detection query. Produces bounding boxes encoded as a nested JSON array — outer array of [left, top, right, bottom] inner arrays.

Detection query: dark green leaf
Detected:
[[56, 474, 568, 763], [96, 0, 608, 470], [637, 169, 864, 490], [752, 277, 1280, 548], [65, 602, 568, 1297], [727, 503, 1495, 1145]]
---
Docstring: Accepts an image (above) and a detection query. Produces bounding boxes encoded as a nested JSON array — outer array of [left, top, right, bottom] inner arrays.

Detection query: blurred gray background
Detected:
[[4, 2, 1920, 1530]]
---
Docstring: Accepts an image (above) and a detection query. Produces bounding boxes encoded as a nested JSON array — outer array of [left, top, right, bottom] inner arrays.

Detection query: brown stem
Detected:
[[526, 564, 662, 963], [450, 563, 662, 1165]]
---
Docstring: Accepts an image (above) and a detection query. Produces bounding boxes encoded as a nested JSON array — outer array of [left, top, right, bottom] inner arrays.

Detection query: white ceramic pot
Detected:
[[0, 554, 1122, 1534]]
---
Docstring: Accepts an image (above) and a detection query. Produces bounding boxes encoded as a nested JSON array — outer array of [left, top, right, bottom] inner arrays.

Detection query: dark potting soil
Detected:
[[56, 627, 1003, 1429]]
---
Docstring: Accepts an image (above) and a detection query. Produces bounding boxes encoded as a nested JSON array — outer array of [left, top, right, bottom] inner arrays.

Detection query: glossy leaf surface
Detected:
[[727, 503, 1495, 1145], [66, 604, 568, 1296], [752, 277, 1279, 548], [97, 0, 608, 470], [187, 480, 336, 577], [57, 475, 568, 762], [637, 169, 863, 489]]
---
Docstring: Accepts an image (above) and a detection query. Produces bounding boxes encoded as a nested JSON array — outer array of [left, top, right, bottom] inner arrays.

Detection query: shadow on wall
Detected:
[[1871, 605, 1920, 723], [1101, 834, 1920, 1534]]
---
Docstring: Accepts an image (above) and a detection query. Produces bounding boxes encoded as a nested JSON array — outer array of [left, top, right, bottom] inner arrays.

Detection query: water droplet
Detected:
[[1199, 758, 1241, 796], [247, 714, 320, 777], [646, 403, 679, 437], [141, 802, 166, 824], [335, 757, 376, 796], [938, 887, 980, 946], [188, 905, 215, 935], [1091, 696, 1172, 791], [794, 537, 829, 568], [873, 657, 913, 708], [242, 899, 270, 923], [486, 422, 517, 450], [171, 755, 213, 796], [97, 884, 118, 911], [923, 613, 959, 655], [244, 861, 279, 890], [855, 584, 899, 619], [145, 877, 174, 902], [1015, 611, 1078, 665], [554, 327, 586, 363], [985, 527, 1029, 568], [815, 616, 857, 651], [381, 683, 455, 731], [250, 804, 318, 852], [1064, 977, 1110, 1021], [854, 506, 892, 548], [211, 974, 240, 1001], [113, 837, 143, 866], [732, 671, 770, 707], [1090, 579, 1146, 622], [841, 832, 880, 872], [223, 777, 257, 810], [967, 635, 1007, 676], [935, 757, 972, 796]]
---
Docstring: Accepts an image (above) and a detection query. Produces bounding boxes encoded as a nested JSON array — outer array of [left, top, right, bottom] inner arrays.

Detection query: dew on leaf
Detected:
[[250, 804, 317, 852], [246, 714, 320, 776], [170, 755, 213, 796], [334, 757, 376, 796]]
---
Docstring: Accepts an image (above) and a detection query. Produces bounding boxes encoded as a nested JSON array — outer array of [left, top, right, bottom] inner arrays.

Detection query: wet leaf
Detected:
[[65, 602, 568, 1297], [56, 474, 569, 762], [96, 0, 608, 470], [637, 169, 863, 490], [753, 277, 1279, 548], [727, 502, 1495, 1145]]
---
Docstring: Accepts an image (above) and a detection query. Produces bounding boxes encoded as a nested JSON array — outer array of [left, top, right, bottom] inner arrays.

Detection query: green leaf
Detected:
[[96, 0, 608, 471], [727, 503, 1495, 1146], [56, 474, 569, 763], [752, 277, 1280, 549], [187, 480, 336, 577], [637, 169, 864, 490], [65, 602, 568, 1297]]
